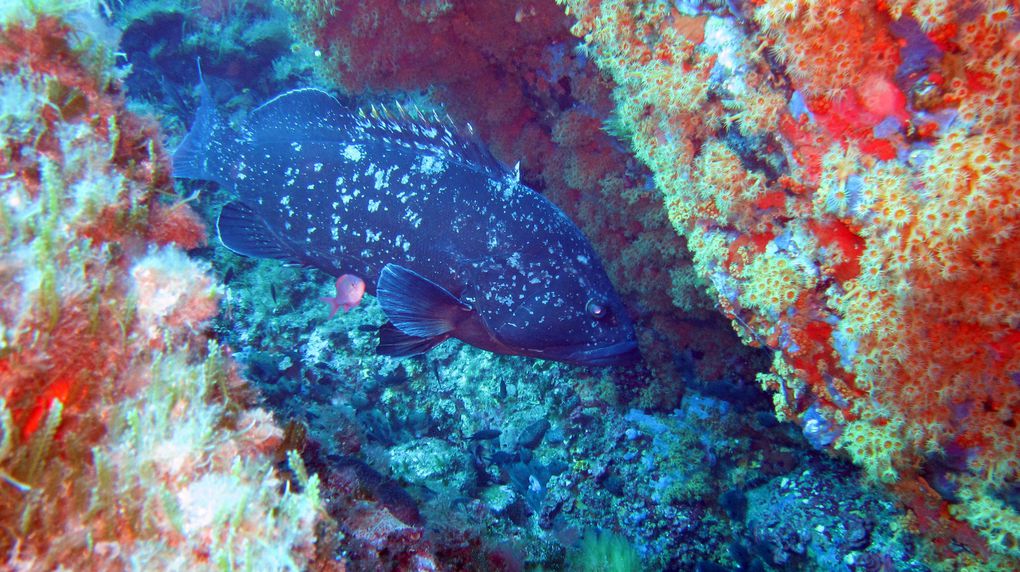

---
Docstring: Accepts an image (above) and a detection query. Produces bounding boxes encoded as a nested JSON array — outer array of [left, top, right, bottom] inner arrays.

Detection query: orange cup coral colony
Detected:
[[553, 0, 1020, 565]]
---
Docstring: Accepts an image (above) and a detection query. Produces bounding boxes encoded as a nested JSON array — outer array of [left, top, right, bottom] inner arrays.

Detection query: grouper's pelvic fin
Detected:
[[171, 60, 240, 189]]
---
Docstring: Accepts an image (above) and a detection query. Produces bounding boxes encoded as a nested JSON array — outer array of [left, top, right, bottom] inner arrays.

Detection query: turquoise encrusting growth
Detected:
[[4, 0, 1014, 570]]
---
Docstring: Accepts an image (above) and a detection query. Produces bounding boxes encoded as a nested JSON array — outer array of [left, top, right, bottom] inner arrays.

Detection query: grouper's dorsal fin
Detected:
[[247, 88, 360, 143], [353, 103, 511, 180]]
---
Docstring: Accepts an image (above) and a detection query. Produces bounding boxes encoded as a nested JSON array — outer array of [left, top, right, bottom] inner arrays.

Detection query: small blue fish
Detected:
[[173, 76, 639, 366]]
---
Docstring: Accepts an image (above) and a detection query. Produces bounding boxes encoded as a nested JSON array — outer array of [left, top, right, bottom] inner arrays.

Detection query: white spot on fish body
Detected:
[[368, 199, 381, 212], [404, 208, 422, 229], [418, 155, 445, 175], [291, 142, 303, 152], [373, 169, 391, 190], [343, 145, 363, 161], [313, 162, 323, 172], [281, 195, 291, 206]]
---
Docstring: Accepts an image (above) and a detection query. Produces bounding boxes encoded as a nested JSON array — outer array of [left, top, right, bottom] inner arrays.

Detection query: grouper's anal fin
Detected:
[[217, 201, 300, 263], [376, 322, 449, 358], [376, 263, 470, 338]]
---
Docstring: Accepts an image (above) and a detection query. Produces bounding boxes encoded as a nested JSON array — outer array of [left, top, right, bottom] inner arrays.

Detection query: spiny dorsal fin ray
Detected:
[[353, 101, 510, 180]]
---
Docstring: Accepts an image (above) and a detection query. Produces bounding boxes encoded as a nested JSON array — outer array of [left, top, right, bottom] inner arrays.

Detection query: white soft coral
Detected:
[[131, 246, 219, 348]]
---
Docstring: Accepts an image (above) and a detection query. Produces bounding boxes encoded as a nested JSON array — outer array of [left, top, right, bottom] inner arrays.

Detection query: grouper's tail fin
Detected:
[[172, 59, 237, 188]]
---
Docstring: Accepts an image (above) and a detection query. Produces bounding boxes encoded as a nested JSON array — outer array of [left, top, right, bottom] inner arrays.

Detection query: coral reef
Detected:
[[556, 0, 1020, 567], [0, 10, 323, 569], [39, 0, 1012, 569]]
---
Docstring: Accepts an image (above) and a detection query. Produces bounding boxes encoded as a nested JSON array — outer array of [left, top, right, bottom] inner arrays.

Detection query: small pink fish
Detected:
[[321, 274, 366, 317]]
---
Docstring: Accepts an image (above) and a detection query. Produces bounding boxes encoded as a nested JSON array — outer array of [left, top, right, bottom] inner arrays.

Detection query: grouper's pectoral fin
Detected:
[[376, 263, 471, 338], [376, 322, 450, 357], [218, 201, 299, 262]]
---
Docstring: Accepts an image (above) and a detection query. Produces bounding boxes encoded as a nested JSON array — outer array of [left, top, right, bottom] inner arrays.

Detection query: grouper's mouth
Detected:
[[563, 340, 641, 367]]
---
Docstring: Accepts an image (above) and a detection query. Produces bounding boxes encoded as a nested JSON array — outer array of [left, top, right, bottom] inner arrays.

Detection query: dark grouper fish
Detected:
[[173, 79, 639, 366]]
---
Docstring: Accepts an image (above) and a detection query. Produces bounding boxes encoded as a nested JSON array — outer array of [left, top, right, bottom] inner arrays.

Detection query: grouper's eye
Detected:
[[586, 298, 608, 319]]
